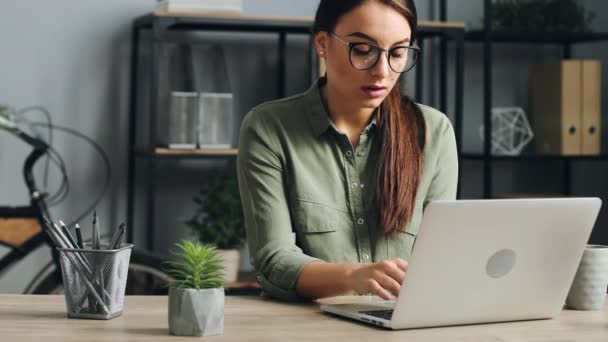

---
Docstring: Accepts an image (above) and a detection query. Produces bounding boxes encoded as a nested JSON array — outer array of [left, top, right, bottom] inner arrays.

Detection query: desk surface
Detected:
[[1, 295, 606, 341]]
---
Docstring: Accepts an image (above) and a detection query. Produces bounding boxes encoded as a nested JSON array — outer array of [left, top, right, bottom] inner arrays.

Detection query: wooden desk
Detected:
[[1, 295, 607, 341]]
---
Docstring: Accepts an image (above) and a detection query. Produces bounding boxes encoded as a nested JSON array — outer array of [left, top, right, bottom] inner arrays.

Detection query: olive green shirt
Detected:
[[237, 79, 458, 301]]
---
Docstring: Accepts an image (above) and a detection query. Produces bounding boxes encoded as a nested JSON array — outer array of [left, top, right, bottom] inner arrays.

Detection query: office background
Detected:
[[0, 0, 607, 292]]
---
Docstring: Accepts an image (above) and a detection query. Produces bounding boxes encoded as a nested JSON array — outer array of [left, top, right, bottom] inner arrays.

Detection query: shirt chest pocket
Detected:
[[292, 199, 349, 234], [292, 198, 354, 262]]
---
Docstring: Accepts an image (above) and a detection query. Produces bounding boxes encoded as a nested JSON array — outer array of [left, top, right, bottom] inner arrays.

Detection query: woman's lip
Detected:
[[363, 85, 387, 90], [361, 86, 387, 98]]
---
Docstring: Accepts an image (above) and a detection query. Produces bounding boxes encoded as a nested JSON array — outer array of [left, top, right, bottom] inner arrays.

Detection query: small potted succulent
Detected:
[[185, 161, 246, 283], [165, 240, 225, 337]]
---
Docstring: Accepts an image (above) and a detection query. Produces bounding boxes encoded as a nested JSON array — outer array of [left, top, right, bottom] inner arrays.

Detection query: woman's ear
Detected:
[[314, 32, 328, 58]]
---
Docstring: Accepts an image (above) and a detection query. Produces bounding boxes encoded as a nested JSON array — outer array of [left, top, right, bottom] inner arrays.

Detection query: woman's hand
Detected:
[[347, 258, 408, 300]]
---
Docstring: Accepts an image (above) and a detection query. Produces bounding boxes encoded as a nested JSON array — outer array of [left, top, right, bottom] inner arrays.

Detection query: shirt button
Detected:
[[357, 152, 365, 157], [346, 151, 352, 157], [357, 218, 364, 225], [360, 184, 365, 189], [362, 254, 370, 260], [256, 275, 263, 282]]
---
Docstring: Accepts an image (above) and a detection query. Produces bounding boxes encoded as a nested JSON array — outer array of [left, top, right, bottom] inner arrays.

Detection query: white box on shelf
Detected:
[[156, 0, 243, 13], [168, 91, 198, 149], [198, 93, 234, 149]]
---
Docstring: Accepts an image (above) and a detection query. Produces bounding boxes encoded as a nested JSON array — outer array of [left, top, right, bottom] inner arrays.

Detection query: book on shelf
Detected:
[[581, 61, 602, 155], [156, 0, 243, 13], [530, 60, 602, 156]]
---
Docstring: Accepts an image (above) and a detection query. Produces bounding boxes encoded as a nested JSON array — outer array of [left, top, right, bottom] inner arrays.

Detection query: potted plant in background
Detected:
[[491, 0, 595, 33], [165, 240, 225, 337], [185, 161, 245, 283]]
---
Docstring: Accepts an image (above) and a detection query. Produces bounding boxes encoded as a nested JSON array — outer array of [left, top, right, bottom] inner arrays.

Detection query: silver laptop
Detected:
[[320, 198, 602, 329]]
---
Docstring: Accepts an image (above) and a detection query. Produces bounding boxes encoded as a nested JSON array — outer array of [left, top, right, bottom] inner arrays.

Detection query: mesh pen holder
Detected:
[[58, 244, 133, 319]]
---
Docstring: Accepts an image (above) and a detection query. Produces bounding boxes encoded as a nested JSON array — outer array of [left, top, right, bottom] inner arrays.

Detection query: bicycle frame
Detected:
[[0, 122, 175, 295], [0, 133, 60, 287]]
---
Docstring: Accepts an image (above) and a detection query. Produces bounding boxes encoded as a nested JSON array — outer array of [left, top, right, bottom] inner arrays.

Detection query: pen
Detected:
[[92, 211, 104, 309], [47, 219, 97, 279], [59, 220, 79, 249], [75, 224, 84, 249], [113, 227, 125, 249], [42, 217, 64, 248], [92, 211, 100, 250], [115, 226, 125, 249], [51, 218, 75, 249], [48, 219, 91, 267], [109, 223, 126, 249]]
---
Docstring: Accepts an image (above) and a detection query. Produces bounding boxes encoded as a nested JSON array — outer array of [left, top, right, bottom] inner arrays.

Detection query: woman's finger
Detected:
[[379, 260, 406, 284], [368, 278, 392, 300], [393, 258, 409, 272], [375, 273, 401, 298]]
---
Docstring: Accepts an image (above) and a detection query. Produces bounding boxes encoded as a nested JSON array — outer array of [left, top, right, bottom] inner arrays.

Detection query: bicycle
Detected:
[[0, 105, 171, 295]]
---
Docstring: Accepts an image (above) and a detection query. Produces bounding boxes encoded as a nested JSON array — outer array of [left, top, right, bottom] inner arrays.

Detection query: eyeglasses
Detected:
[[328, 31, 420, 73]]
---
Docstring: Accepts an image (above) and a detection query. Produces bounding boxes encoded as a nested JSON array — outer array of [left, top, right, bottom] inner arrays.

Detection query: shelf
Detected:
[[142, 11, 465, 28], [128, 10, 466, 251], [153, 11, 314, 23], [140, 12, 312, 33], [465, 30, 608, 44], [461, 153, 608, 161], [135, 147, 238, 159], [135, 12, 465, 37]]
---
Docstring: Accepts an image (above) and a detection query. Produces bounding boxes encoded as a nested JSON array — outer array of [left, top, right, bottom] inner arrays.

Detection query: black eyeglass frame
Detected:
[[328, 31, 421, 73]]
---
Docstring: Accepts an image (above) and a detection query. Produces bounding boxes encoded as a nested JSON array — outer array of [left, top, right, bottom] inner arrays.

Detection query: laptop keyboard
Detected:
[[359, 309, 394, 320]]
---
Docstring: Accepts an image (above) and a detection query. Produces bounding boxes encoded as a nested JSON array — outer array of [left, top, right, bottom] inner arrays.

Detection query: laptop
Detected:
[[320, 198, 602, 329]]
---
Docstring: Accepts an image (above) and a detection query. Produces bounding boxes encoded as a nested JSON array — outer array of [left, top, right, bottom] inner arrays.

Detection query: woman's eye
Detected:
[[390, 49, 407, 59], [352, 45, 373, 55]]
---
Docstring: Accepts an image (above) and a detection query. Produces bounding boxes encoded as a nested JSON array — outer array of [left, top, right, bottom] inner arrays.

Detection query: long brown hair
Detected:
[[313, 0, 426, 235]]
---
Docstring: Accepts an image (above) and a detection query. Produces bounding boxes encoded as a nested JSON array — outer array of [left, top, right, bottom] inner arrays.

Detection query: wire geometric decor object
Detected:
[[479, 107, 534, 156]]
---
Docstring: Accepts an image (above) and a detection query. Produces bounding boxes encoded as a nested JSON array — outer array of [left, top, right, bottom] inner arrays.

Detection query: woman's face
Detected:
[[316, 1, 412, 111]]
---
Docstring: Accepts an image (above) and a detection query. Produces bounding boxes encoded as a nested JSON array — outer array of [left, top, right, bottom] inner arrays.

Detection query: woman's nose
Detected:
[[370, 51, 391, 78]]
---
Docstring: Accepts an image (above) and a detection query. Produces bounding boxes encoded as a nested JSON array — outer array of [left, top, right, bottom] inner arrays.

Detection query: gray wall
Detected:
[[1, 0, 606, 293], [0, 0, 322, 294]]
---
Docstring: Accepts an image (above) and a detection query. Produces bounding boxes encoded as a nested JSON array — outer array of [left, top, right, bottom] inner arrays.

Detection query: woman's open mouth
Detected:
[[361, 85, 387, 98]]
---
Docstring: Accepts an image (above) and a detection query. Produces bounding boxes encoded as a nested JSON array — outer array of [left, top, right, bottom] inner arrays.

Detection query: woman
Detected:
[[237, 0, 458, 301]]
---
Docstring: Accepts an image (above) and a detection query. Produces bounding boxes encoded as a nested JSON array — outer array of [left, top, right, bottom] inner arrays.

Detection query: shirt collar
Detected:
[[304, 77, 378, 137]]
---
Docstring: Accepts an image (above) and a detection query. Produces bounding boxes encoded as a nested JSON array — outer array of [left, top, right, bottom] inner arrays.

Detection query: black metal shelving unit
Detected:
[[442, 0, 608, 199], [127, 12, 466, 251]]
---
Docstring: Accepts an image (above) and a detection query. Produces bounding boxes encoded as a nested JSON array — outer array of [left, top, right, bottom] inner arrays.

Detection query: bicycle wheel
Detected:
[[28, 248, 172, 295], [125, 248, 171, 295]]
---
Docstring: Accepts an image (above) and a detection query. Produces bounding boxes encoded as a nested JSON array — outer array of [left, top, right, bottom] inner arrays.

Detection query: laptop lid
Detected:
[[390, 198, 601, 329]]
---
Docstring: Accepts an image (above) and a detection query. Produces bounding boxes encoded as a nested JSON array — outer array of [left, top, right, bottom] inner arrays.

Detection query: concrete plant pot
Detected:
[[168, 287, 225, 336], [219, 249, 240, 283]]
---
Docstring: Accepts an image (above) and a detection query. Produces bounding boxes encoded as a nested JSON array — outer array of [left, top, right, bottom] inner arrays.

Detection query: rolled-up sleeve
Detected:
[[237, 110, 321, 301]]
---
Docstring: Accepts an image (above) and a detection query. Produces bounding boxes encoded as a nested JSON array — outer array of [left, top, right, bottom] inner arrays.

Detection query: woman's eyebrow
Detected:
[[347, 31, 411, 46]]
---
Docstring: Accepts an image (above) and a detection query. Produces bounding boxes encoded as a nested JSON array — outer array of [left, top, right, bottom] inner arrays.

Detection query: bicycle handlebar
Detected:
[[0, 109, 50, 207], [0, 110, 17, 130], [0, 111, 49, 150]]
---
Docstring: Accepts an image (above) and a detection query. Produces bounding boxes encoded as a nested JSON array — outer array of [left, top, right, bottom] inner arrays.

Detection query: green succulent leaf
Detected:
[[491, 0, 595, 33], [164, 240, 225, 289]]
